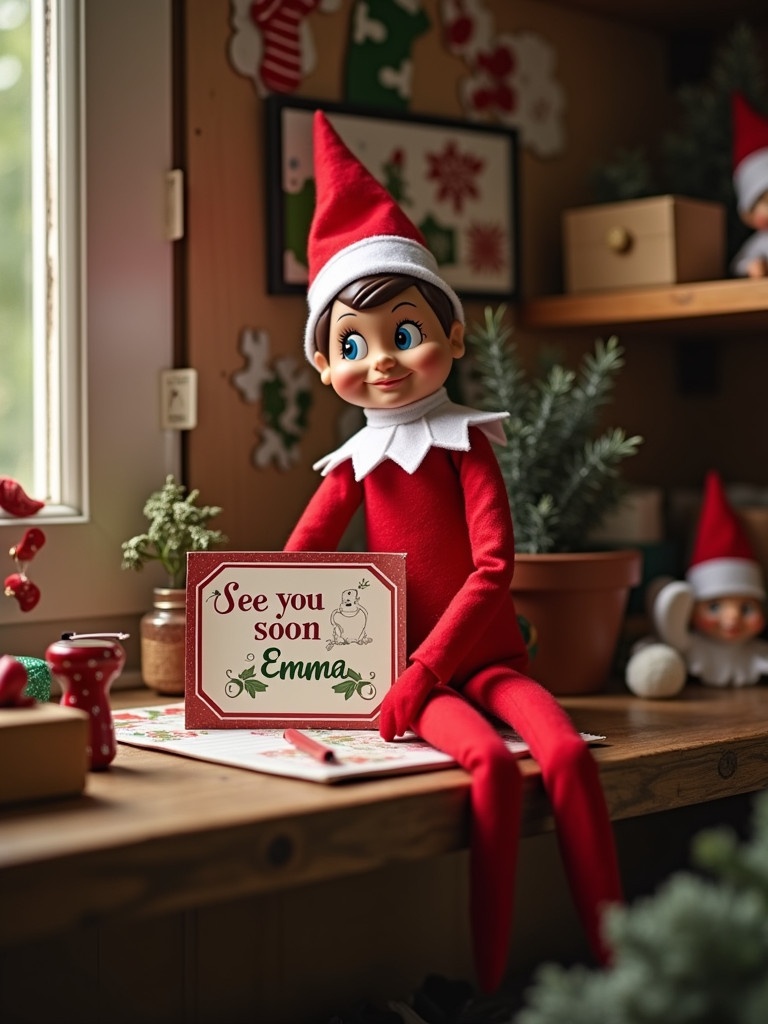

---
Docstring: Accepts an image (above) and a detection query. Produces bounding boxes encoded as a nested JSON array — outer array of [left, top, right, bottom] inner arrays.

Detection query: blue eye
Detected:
[[394, 320, 423, 350], [340, 332, 368, 360]]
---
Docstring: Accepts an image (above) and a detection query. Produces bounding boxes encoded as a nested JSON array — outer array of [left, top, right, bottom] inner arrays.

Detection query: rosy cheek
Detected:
[[692, 609, 716, 634], [410, 345, 449, 373]]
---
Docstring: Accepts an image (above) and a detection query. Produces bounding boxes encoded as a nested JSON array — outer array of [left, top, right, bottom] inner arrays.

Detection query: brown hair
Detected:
[[314, 274, 456, 359]]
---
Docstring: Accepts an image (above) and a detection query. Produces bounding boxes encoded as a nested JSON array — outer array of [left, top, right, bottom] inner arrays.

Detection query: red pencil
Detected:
[[283, 728, 339, 764]]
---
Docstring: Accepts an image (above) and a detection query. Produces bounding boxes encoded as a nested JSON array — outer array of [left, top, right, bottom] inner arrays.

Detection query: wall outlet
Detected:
[[160, 368, 197, 430]]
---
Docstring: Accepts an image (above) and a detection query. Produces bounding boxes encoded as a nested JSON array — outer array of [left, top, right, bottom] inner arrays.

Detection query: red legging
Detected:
[[412, 665, 622, 992]]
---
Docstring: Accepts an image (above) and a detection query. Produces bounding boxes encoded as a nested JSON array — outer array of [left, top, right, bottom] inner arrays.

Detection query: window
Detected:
[[1, 0, 178, 655]]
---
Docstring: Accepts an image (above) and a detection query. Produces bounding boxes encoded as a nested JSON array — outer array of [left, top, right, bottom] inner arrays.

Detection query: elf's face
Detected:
[[691, 595, 766, 644], [313, 285, 465, 409]]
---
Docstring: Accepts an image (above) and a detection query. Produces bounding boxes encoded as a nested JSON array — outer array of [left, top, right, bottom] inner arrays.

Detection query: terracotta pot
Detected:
[[140, 587, 186, 695], [511, 549, 642, 695]]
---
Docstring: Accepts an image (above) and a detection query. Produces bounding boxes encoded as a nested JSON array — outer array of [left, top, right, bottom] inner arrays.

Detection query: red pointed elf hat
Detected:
[[303, 111, 464, 365], [686, 470, 765, 600], [732, 92, 768, 214]]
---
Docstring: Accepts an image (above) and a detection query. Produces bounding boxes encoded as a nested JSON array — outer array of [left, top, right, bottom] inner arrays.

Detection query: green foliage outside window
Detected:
[[0, 0, 33, 487]]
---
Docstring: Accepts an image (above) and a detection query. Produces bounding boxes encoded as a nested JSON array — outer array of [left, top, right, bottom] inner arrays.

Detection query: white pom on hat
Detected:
[[303, 111, 464, 367], [685, 470, 765, 601], [732, 92, 768, 215]]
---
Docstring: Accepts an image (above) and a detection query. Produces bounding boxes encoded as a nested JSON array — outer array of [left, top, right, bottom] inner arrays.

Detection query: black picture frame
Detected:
[[264, 95, 519, 301]]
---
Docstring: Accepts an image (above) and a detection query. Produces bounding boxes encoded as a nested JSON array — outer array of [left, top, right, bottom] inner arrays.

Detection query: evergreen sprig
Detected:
[[516, 791, 768, 1024], [121, 475, 227, 588], [468, 309, 642, 553]]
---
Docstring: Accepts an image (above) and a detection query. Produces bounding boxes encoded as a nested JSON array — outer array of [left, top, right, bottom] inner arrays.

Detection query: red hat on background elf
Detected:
[[732, 92, 768, 216], [303, 111, 464, 366], [686, 470, 765, 601]]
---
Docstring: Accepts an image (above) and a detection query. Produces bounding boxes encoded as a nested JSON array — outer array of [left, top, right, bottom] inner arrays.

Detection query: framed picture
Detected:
[[265, 95, 519, 301]]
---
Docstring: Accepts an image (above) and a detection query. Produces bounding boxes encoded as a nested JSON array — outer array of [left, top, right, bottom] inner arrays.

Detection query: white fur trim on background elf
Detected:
[[686, 557, 766, 601]]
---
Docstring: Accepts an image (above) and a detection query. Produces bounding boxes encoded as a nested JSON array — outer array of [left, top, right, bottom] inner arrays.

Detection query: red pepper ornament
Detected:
[[0, 478, 44, 517], [9, 527, 46, 563], [2, 479, 46, 612], [4, 573, 41, 613]]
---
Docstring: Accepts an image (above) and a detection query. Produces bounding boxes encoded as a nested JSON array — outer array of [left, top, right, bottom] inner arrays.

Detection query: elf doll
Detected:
[[284, 111, 623, 992], [626, 470, 768, 697], [731, 92, 768, 279]]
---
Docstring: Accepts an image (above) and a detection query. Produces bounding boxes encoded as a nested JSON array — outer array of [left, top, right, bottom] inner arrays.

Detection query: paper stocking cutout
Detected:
[[250, 0, 322, 93]]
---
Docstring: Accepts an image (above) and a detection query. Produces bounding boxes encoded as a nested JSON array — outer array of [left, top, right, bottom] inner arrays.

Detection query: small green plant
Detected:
[[516, 791, 768, 1024], [467, 306, 642, 553], [121, 475, 227, 588]]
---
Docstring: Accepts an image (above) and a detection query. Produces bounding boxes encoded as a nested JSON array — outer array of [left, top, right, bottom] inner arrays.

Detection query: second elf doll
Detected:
[[284, 111, 623, 991]]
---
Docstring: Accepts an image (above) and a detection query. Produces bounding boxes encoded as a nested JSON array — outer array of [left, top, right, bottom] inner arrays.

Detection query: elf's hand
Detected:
[[379, 661, 438, 741]]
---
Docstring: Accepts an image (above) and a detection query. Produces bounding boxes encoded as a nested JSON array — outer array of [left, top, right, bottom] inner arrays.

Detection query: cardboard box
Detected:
[[563, 195, 726, 293], [0, 703, 89, 805]]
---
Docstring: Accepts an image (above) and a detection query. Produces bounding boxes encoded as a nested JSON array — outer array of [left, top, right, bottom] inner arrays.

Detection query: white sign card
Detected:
[[185, 551, 406, 729]]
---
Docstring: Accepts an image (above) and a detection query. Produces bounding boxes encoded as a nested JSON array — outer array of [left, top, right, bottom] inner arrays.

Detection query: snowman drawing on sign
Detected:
[[327, 588, 373, 649]]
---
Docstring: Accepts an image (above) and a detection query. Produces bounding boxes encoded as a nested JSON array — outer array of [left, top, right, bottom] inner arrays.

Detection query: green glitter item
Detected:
[[13, 656, 52, 702]]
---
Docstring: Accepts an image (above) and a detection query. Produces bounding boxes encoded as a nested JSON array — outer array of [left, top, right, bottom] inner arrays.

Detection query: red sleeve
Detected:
[[410, 431, 519, 681], [284, 460, 363, 552]]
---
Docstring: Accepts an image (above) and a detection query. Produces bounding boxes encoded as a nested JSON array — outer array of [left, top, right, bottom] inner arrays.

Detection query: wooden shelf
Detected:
[[518, 278, 768, 334]]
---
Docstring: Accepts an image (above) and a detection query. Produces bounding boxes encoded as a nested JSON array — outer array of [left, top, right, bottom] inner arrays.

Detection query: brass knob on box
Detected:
[[606, 225, 633, 254]]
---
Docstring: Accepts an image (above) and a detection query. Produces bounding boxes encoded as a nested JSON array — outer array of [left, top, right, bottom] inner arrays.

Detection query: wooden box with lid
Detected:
[[563, 195, 726, 293]]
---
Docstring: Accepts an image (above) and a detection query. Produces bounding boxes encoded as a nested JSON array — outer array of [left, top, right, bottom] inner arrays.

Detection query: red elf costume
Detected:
[[284, 111, 623, 992]]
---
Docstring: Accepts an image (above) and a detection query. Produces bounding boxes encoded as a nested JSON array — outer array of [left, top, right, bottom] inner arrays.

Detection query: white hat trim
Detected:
[[686, 557, 765, 601], [304, 235, 465, 365], [734, 148, 768, 214]]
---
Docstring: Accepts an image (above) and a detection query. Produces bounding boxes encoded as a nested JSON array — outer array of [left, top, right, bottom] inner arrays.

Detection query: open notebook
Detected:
[[114, 703, 604, 785]]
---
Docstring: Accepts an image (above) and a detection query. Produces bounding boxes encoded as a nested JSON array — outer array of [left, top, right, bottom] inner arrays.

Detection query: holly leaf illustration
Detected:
[[332, 680, 357, 700], [243, 677, 269, 697]]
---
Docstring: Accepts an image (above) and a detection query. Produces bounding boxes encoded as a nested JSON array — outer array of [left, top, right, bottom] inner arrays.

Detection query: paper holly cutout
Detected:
[[440, 0, 566, 157], [231, 327, 313, 470]]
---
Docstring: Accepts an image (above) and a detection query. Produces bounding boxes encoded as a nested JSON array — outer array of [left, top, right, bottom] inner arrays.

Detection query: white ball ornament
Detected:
[[625, 643, 687, 699]]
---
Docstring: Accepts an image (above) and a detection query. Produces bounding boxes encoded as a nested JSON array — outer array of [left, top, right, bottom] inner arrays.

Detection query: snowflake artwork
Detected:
[[426, 140, 484, 213], [231, 327, 312, 471], [228, 0, 342, 96], [440, 0, 566, 157], [466, 221, 506, 273]]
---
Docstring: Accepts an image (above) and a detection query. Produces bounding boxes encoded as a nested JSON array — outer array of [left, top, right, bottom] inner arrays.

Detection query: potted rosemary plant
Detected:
[[121, 475, 226, 694], [467, 306, 643, 694]]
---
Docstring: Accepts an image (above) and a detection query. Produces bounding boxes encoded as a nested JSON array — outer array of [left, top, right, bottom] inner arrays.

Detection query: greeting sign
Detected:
[[185, 552, 406, 729]]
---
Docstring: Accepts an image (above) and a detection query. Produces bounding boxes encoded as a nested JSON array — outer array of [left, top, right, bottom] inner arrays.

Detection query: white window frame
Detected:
[[1, 0, 179, 660]]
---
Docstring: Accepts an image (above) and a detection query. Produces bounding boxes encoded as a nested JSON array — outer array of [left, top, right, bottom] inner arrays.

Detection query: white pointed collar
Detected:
[[313, 388, 509, 481]]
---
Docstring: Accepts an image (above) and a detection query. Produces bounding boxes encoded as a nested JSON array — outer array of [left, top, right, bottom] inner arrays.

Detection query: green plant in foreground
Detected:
[[515, 792, 768, 1024], [121, 475, 227, 588], [468, 306, 642, 553]]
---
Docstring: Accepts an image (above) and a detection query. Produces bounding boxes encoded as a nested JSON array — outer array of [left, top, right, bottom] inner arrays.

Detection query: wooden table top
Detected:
[[1, 684, 767, 946]]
